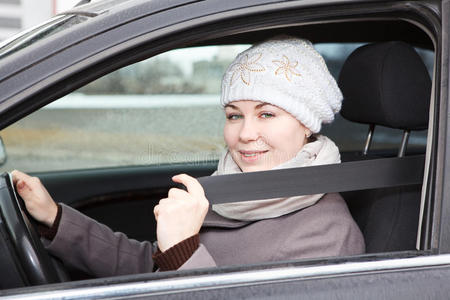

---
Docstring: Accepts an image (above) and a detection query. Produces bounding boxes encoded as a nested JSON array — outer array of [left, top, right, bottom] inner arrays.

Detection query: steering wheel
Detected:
[[0, 172, 67, 286]]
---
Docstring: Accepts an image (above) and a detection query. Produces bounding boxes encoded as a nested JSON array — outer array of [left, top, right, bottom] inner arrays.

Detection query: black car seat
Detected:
[[338, 41, 431, 253]]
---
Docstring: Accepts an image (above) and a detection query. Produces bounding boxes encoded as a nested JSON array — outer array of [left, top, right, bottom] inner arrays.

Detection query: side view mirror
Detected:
[[0, 136, 7, 167]]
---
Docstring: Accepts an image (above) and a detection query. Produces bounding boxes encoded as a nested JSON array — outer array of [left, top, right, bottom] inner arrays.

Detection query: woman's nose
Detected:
[[239, 119, 259, 142]]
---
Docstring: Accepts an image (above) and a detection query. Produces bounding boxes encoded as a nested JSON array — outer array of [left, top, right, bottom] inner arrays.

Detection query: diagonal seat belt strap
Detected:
[[197, 155, 425, 205]]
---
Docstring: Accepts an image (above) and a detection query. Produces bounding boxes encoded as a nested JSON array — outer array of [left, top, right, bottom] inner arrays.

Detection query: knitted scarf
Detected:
[[211, 135, 341, 221]]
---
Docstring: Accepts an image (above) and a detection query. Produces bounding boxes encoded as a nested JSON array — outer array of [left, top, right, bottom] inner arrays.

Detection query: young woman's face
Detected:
[[224, 100, 311, 172]]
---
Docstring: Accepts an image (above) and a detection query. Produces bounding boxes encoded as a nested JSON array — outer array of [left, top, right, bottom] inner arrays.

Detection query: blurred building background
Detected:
[[0, 0, 79, 41]]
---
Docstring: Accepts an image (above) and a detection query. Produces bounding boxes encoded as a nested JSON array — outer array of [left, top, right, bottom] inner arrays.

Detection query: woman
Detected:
[[12, 36, 364, 276]]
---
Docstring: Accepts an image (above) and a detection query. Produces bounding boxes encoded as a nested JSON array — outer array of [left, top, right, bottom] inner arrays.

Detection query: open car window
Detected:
[[0, 43, 433, 173], [0, 37, 433, 253], [0, 45, 250, 172]]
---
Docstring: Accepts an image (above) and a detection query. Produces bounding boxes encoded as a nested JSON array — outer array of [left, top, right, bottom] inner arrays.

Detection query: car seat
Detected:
[[337, 41, 431, 253]]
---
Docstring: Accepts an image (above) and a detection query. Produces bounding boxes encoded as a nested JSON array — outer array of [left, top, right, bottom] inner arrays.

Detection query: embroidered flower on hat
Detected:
[[229, 53, 266, 86], [273, 55, 301, 82]]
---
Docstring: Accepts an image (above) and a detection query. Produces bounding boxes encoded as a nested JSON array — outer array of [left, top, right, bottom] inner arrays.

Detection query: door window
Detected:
[[0, 43, 433, 172]]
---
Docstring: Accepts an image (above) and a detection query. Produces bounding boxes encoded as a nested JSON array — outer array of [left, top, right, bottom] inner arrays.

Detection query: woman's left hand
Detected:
[[154, 174, 209, 252]]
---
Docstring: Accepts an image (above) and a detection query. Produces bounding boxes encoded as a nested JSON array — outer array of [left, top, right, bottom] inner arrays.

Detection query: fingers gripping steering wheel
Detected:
[[0, 173, 67, 285]]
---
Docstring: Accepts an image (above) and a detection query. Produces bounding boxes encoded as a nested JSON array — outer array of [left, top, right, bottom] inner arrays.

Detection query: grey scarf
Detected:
[[211, 135, 341, 221]]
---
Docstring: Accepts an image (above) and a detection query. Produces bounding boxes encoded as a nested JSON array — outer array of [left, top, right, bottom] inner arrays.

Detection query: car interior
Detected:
[[0, 14, 435, 290]]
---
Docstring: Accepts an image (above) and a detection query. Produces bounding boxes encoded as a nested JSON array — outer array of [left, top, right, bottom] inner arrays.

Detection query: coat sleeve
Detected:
[[178, 244, 217, 270], [43, 204, 155, 277]]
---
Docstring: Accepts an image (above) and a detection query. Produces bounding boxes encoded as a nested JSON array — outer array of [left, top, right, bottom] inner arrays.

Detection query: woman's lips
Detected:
[[239, 150, 268, 163]]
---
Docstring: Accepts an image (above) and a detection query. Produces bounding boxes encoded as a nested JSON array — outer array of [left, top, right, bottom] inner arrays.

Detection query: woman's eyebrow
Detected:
[[255, 102, 271, 109], [225, 102, 271, 110], [225, 104, 238, 109]]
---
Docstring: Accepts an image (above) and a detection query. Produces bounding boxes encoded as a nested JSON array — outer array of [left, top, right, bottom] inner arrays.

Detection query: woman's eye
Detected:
[[260, 112, 275, 118], [227, 114, 242, 120]]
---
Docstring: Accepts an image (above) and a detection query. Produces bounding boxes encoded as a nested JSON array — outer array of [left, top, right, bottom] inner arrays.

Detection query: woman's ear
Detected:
[[305, 129, 312, 138]]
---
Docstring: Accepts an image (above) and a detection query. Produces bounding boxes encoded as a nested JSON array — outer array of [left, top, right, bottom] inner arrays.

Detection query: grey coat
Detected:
[[44, 193, 365, 277]]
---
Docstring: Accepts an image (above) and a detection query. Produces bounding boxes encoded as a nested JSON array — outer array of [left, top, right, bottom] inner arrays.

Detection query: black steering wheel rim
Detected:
[[0, 172, 63, 285]]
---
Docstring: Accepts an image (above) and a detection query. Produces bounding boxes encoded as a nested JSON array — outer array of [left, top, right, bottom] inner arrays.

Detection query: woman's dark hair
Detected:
[[307, 134, 318, 143]]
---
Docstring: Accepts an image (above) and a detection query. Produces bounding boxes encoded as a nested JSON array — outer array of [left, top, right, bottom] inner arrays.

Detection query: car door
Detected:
[[0, 0, 445, 298]]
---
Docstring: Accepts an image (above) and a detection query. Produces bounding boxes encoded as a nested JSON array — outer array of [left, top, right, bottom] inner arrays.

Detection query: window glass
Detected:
[[0, 43, 434, 172]]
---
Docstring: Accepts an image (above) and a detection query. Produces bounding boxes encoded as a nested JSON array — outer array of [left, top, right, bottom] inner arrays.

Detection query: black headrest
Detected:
[[338, 42, 431, 130]]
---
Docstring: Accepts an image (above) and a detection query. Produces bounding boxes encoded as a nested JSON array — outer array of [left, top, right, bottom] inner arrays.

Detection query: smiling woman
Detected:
[[0, 0, 442, 298], [10, 36, 364, 278], [209, 37, 353, 224], [224, 101, 311, 172]]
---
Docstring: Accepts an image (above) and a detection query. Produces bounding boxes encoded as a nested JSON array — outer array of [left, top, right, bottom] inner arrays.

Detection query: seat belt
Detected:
[[197, 155, 425, 205]]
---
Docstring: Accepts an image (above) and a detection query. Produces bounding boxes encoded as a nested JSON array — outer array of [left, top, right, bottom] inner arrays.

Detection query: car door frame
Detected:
[[0, 0, 447, 298]]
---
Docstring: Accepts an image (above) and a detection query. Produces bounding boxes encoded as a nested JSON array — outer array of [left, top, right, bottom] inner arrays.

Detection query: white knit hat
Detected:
[[220, 36, 343, 133]]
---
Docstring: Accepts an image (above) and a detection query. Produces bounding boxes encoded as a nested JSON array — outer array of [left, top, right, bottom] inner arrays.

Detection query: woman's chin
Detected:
[[240, 164, 271, 173]]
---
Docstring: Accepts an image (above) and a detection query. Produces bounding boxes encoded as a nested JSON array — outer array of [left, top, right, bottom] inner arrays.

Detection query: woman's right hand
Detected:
[[154, 174, 209, 252], [11, 170, 58, 227]]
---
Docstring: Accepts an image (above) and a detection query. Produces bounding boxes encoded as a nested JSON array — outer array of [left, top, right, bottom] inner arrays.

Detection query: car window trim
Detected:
[[2, 252, 448, 300]]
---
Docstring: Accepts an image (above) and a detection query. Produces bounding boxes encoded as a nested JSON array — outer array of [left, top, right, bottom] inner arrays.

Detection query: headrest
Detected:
[[338, 41, 431, 130]]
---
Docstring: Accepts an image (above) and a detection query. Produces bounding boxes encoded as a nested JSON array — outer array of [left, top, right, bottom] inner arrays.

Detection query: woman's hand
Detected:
[[11, 170, 58, 227], [154, 174, 209, 252]]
